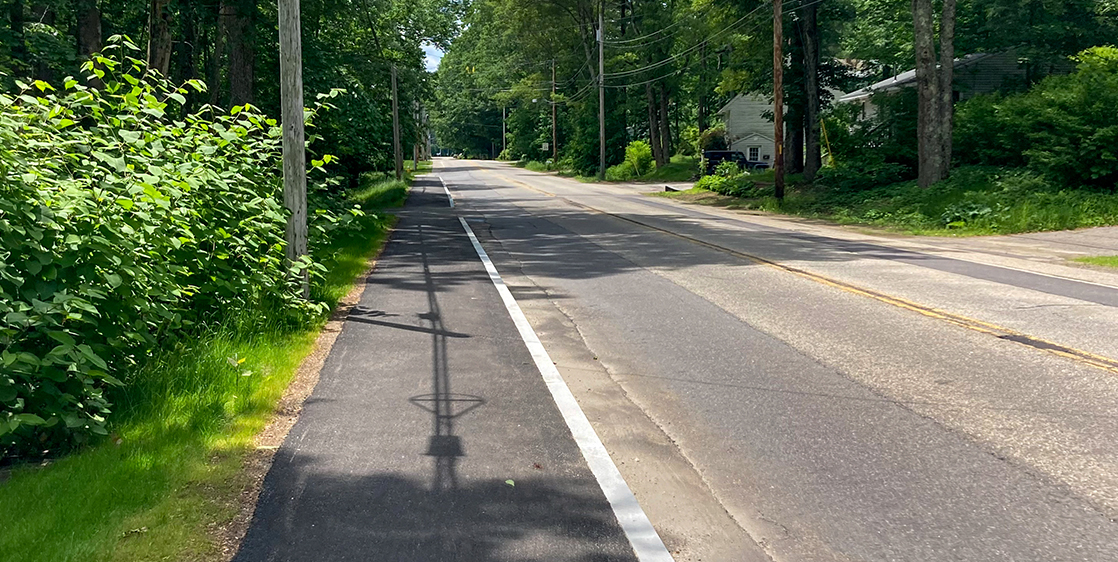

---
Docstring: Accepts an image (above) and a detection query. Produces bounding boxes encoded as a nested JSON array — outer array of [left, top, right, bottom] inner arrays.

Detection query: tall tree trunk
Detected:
[[658, 82, 672, 162], [785, 103, 803, 173], [785, 21, 804, 174], [939, 0, 956, 178], [75, 0, 101, 58], [30, 3, 54, 81], [208, 3, 226, 106], [912, 0, 941, 188], [74, 0, 102, 87], [646, 82, 664, 167], [174, 3, 198, 108], [697, 42, 708, 134], [147, 0, 173, 76], [802, 4, 822, 181], [10, 0, 26, 67], [225, 0, 255, 105]]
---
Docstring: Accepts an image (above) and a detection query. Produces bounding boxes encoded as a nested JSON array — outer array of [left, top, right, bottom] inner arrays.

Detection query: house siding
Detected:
[[954, 51, 1027, 99], [719, 93, 776, 162]]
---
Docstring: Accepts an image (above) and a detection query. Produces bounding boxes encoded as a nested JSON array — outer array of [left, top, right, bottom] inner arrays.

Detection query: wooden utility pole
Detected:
[[279, 0, 308, 297], [772, 0, 785, 200], [391, 64, 403, 180], [551, 59, 558, 163], [502, 105, 507, 155], [597, 7, 606, 180]]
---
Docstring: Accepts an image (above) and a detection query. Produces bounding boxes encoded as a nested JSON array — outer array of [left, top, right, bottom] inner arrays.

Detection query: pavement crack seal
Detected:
[[483, 170, 1118, 377], [457, 215, 675, 562]]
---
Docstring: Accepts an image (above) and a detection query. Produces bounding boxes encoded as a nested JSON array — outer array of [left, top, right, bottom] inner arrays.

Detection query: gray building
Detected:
[[837, 51, 1029, 119], [715, 93, 776, 164]]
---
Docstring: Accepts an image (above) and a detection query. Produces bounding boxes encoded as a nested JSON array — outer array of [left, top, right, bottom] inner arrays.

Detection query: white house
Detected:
[[715, 93, 775, 163], [837, 51, 1029, 119]]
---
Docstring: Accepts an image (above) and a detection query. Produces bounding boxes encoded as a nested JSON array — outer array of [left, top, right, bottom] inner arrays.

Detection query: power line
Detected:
[[603, 0, 830, 89], [605, 0, 827, 81], [604, 1, 776, 79], [604, 2, 720, 46]]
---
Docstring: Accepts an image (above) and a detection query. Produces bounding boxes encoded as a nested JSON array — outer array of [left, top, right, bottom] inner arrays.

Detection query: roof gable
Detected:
[[837, 52, 1002, 103]]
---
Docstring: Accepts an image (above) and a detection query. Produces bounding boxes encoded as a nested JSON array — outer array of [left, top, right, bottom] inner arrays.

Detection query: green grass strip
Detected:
[[1072, 255, 1118, 269]]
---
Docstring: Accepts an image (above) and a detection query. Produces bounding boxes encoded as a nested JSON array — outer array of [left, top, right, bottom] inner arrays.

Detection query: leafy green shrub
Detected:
[[714, 160, 742, 178], [624, 140, 654, 176], [605, 161, 636, 181], [816, 162, 909, 193], [0, 39, 336, 457], [698, 125, 729, 151], [678, 126, 700, 156], [955, 46, 1118, 188], [695, 173, 756, 197]]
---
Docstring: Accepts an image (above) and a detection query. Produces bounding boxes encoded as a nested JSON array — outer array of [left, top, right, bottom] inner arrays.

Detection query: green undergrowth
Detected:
[[0, 177, 406, 562], [404, 159, 433, 174], [1072, 255, 1118, 269], [637, 155, 699, 182], [659, 166, 1118, 236]]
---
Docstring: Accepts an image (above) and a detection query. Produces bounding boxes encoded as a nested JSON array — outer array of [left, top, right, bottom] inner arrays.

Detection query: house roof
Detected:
[[733, 132, 775, 143], [716, 92, 767, 116], [836, 52, 997, 103]]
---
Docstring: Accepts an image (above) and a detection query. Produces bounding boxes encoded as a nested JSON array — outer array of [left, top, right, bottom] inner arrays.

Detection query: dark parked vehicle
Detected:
[[702, 150, 769, 175]]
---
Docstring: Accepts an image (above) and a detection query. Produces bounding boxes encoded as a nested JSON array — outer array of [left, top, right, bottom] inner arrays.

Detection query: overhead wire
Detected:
[[603, 1, 720, 45], [603, 0, 830, 88], [603, 0, 779, 79]]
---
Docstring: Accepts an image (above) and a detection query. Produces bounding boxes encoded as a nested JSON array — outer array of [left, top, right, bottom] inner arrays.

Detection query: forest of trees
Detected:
[[433, 0, 1118, 184], [0, 0, 465, 457], [0, 0, 461, 185]]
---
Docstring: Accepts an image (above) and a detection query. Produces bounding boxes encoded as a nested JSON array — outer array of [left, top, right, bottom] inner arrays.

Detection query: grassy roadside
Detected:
[[1072, 256, 1118, 269], [513, 155, 699, 183], [0, 176, 409, 562], [634, 155, 699, 182], [404, 159, 434, 175], [656, 166, 1118, 236]]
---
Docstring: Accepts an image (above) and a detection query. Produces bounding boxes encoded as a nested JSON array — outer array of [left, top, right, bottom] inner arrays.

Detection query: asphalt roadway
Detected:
[[236, 159, 1118, 562]]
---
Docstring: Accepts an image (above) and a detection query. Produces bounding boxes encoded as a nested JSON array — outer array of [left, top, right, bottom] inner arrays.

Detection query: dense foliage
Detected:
[[955, 46, 1118, 189], [434, 0, 1116, 189], [0, 44, 344, 457]]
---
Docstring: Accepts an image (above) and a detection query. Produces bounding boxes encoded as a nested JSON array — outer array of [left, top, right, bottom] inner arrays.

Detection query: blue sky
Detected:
[[422, 43, 445, 72]]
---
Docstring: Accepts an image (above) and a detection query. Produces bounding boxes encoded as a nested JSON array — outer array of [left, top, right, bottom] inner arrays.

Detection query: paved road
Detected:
[[236, 179, 648, 562], [433, 159, 1118, 561]]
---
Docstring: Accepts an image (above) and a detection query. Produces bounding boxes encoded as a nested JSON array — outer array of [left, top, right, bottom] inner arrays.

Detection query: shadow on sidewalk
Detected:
[[233, 216, 635, 562]]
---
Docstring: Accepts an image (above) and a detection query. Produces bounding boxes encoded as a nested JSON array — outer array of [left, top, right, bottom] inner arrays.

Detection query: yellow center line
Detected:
[[482, 168, 1118, 376]]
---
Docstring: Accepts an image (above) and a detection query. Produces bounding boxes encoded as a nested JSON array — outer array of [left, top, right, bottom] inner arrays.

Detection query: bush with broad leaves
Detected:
[[0, 37, 345, 457]]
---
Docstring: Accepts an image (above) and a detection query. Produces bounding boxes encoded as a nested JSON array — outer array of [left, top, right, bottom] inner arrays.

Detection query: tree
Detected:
[[911, 0, 954, 187], [801, 4, 822, 181], [226, 0, 256, 105], [147, 0, 173, 75]]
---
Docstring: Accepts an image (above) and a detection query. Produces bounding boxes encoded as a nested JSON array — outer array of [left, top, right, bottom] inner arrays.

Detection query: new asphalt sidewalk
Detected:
[[234, 178, 648, 562]]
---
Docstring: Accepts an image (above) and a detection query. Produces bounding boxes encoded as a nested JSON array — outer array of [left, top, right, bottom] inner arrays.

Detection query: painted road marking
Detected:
[[436, 176, 454, 208], [479, 168, 1118, 377], [457, 215, 675, 562]]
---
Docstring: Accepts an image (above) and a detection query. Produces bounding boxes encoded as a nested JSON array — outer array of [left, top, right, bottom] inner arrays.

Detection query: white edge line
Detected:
[[457, 214, 675, 562], [436, 175, 454, 208]]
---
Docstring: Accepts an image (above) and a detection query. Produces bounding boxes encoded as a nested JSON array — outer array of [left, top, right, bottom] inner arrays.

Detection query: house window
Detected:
[[748, 146, 760, 161]]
